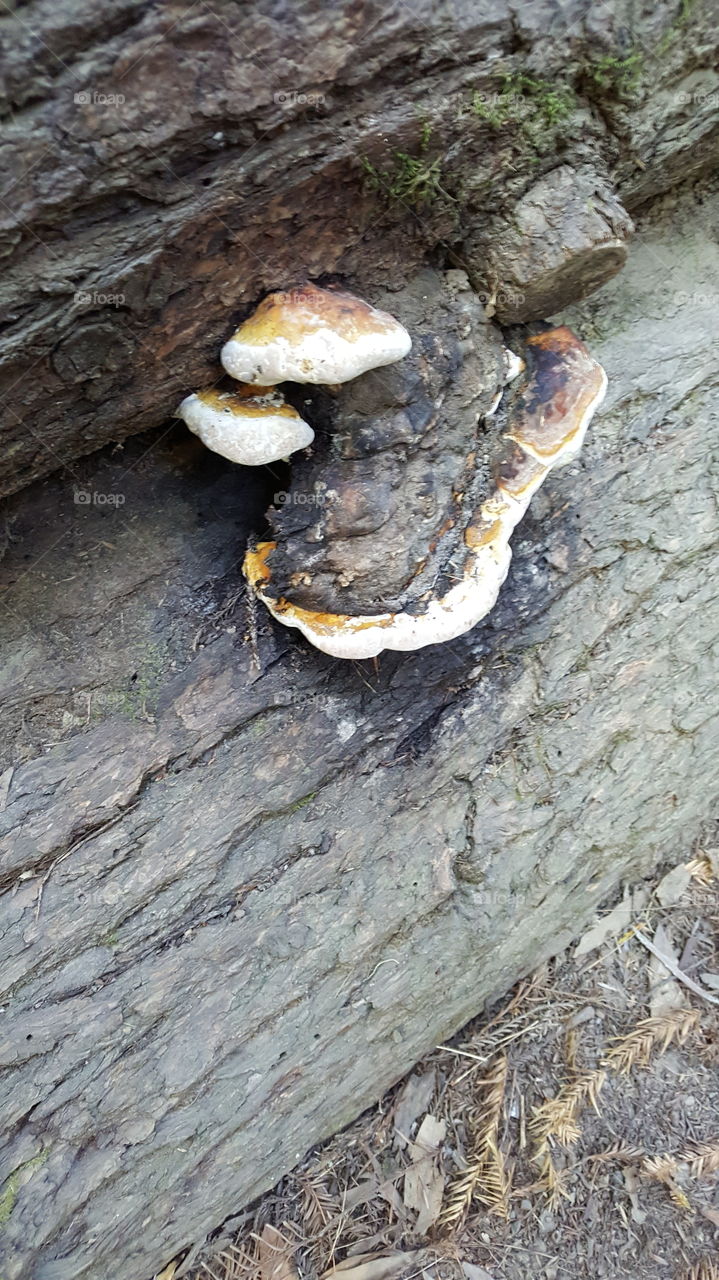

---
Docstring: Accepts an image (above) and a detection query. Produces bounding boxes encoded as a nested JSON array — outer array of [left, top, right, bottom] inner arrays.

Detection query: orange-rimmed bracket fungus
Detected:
[[177, 386, 314, 466], [242, 273, 607, 660], [220, 283, 412, 385]]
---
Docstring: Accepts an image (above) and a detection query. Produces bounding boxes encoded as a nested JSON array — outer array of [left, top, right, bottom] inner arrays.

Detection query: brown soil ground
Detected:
[[180, 844, 719, 1280]]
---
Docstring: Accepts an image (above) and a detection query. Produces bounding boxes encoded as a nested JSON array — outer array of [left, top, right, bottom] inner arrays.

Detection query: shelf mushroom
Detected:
[[243, 326, 607, 659], [220, 283, 412, 385], [177, 385, 314, 466]]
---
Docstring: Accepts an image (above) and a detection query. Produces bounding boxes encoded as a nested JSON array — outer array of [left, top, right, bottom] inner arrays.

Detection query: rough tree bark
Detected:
[[0, 0, 718, 494], [0, 4, 718, 1280]]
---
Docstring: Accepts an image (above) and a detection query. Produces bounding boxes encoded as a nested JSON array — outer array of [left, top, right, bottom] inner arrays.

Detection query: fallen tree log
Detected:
[[2, 1, 719, 1277], [1, 176, 718, 1277], [0, 0, 718, 494]]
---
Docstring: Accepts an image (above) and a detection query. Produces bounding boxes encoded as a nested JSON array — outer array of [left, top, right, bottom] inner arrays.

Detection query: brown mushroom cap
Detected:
[[504, 327, 607, 463], [221, 283, 412, 386]]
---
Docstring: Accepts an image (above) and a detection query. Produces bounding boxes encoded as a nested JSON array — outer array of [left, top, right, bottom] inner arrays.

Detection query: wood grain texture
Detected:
[[0, 177, 717, 1278], [0, 0, 718, 494]]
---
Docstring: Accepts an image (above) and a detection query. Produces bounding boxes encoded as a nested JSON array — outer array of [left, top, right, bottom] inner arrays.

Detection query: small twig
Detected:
[[35, 848, 74, 921], [246, 588, 261, 672], [326, 1186, 348, 1270], [435, 1044, 486, 1062], [634, 929, 719, 1006], [351, 662, 379, 695]]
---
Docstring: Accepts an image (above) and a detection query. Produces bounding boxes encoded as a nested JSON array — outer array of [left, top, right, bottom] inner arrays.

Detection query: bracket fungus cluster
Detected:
[[179, 274, 607, 660], [178, 284, 411, 466]]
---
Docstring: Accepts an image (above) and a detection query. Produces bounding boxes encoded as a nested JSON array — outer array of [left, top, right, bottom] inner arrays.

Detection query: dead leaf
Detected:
[[154, 1264, 178, 1280], [565, 1005, 597, 1030], [700, 1204, 719, 1228], [259, 1224, 299, 1280], [346, 1227, 403, 1257], [345, 1173, 404, 1217], [461, 1264, 497, 1280], [700, 972, 719, 991], [622, 1166, 646, 1225], [679, 921, 703, 973], [648, 922, 687, 1018], [378, 1177, 406, 1217], [345, 1178, 381, 1211], [393, 1071, 435, 1148], [634, 932, 719, 1006], [323, 1252, 420, 1280], [575, 887, 647, 958], [656, 863, 692, 906], [403, 1114, 446, 1233]]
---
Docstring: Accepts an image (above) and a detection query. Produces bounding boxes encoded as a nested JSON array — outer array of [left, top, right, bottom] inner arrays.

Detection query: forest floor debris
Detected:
[[181, 844, 719, 1280]]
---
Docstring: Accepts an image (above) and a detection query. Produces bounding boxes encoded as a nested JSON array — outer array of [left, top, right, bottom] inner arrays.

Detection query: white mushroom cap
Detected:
[[178, 386, 314, 466], [220, 283, 412, 386], [503, 346, 526, 384]]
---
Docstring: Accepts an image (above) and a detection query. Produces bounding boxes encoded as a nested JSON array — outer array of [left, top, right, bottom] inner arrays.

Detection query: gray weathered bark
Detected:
[[0, 0, 718, 494], [1, 180, 718, 1278]]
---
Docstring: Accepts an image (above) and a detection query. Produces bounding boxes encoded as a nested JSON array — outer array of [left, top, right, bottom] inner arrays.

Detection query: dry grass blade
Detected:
[[438, 976, 544, 1073], [472, 1056, 510, 1218], [603, 1008, 700, 1075], [529, 1006, 700, 1206], [643, 1154, 678, 1180], [531, 1103, 580, 1148], [155, 1264, 178, 1280], [524, 1003, 685, 1203], [684, 1261, 719, 1280], [642, 1155, 692, 1212], [294, 1170, 352, 1274], [530, 1069, 606, 1148], [681, 1141, 719, 1180], [438, 1054, 510, 1230], [473, 976, 541, 1042], [587, 1141, 645, 1164], [438, 1148, 486, 1230], [529, 1068, 607, 1205], [635, 930, 719, 1006], [669, 1184, 692, 1211], [473, 1132, 510, 1216], [211, 1241, 260, 1280], [299, 1174, 338, 1235], [686, 857, 715, 884], [564, 1027, 579, 1073], [532, 1144, 572, 1210]]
